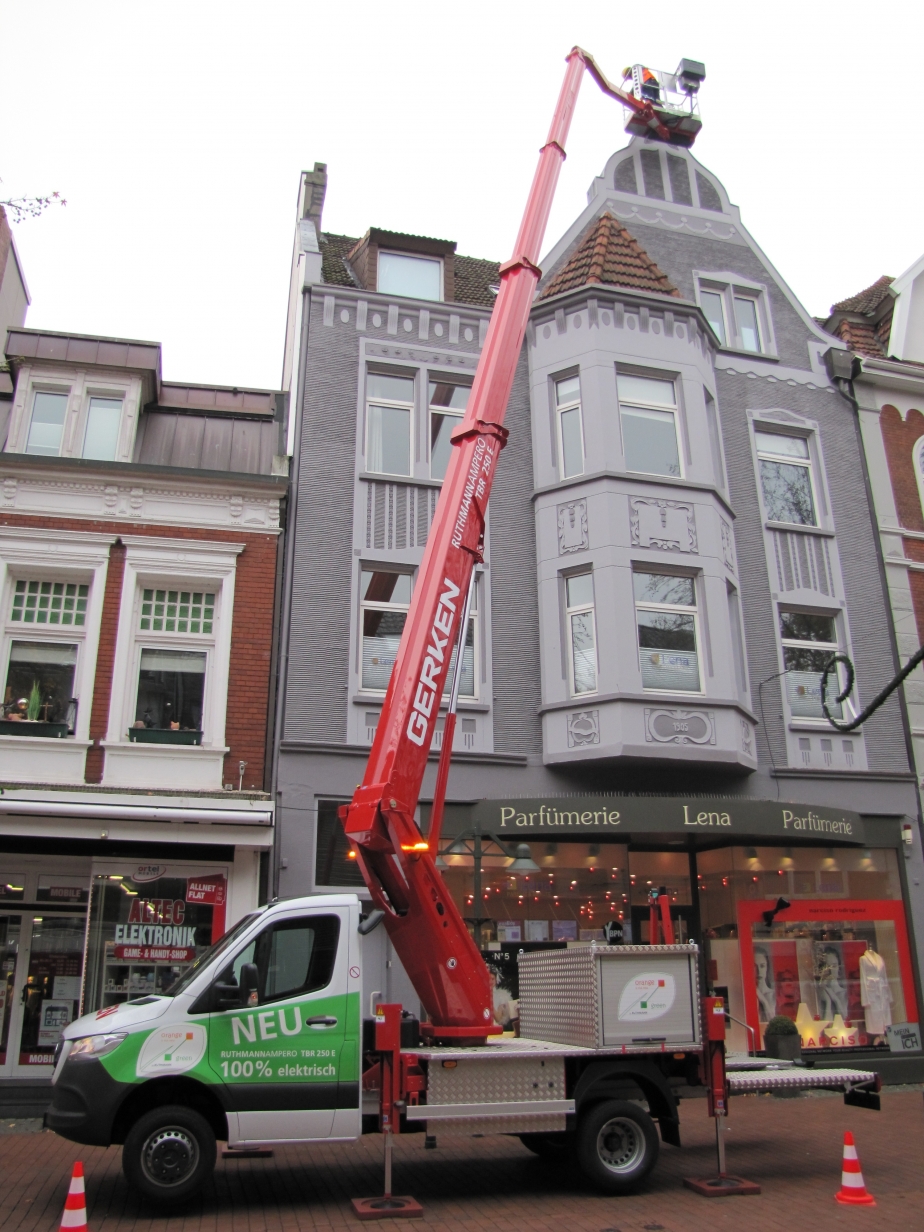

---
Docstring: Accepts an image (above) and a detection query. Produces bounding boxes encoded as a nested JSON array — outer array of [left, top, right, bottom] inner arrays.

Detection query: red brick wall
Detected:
[[0, 513, 277, 789], [880, 403, 924, 640]]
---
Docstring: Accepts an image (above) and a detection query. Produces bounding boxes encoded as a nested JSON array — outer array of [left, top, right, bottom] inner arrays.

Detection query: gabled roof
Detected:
[[538, 212, 679, 301]]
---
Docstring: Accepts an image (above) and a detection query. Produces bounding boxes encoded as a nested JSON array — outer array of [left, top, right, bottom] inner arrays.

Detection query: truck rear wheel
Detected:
[[575, 1100, 659, 1193], [123, 1105, 216, 1205]]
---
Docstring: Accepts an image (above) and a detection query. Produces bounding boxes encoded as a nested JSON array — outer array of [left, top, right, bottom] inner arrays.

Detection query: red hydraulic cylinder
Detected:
[[340, 49, 626, 1042]]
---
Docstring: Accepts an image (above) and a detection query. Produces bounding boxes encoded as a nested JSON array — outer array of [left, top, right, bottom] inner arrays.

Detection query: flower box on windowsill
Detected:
[[0, 720, 70, 739], [128, 728, 203, 746]]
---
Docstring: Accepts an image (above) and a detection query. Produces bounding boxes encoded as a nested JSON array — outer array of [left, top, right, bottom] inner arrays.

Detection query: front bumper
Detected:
[[45, 1056, 128, 1146]]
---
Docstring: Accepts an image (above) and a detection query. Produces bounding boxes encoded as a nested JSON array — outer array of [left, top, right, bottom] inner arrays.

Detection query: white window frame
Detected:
[[694, 272, 776, 356], [376, 250, 443, 301], [754, 428, 820, 528], [554, 374, 585, 479], [104, 537, 243, 753], [8, 364, 142, 462], [358, 566, 413, 696], [911, 437, 924, 521], [24, 387, 71, 457], [634, 569, 703, 695], [428, 378, 470, 481], [0, 528, 113, 745], [778, 607, 854, 724], [80, 393, 126, 462], [617, 371, 684, 479], [365, 370, 415, 478], [564, 571, 598, 697]]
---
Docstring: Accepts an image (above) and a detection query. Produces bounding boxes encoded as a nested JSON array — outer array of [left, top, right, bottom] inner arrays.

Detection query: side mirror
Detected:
[[240, 962, 260, 1007]]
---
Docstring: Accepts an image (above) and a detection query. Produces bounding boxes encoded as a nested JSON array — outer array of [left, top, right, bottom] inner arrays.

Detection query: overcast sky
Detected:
[[4, 1, 923, 390]]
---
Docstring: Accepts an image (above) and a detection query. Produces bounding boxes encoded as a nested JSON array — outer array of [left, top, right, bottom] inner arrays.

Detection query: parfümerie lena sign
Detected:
[[466, 797, 864, 844]]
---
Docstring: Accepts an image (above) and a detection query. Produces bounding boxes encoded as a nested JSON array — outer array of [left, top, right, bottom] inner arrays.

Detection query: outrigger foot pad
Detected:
[[683, 1174, 761, 1197], [351, 1195, 424, 1220]]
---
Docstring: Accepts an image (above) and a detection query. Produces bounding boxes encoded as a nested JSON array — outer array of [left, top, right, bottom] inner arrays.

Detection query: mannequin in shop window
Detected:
[[859, 944, 892, 1044], [816, 945, 849, 1022]]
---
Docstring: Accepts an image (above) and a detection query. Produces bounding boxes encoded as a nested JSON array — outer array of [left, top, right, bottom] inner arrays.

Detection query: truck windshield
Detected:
[[161, 912, 262, 997]]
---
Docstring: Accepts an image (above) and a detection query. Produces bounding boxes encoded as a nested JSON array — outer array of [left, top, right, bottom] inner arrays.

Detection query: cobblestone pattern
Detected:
[[0, 1091, 920, 1232]]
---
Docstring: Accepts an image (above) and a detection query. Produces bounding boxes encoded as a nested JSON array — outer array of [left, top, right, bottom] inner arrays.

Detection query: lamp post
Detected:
[[435, 828, 539, 947]]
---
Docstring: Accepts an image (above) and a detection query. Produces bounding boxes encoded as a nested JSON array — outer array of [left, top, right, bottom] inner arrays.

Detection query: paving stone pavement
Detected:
[[1, 1090, 920, 1232]]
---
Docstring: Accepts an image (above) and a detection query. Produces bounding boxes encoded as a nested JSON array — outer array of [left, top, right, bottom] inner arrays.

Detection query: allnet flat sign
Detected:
[[468, 797, 865, 844]]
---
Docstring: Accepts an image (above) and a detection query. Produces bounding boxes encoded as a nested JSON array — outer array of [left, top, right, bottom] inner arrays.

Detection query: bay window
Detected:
[[634, 571, 701, 692], [617, 373, 681, 478], [366, 372, 413, 477], [565, 572, 597, 695]]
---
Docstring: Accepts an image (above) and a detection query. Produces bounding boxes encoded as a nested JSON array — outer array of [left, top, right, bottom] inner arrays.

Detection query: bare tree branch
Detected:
[[1, 191, 67, 223]]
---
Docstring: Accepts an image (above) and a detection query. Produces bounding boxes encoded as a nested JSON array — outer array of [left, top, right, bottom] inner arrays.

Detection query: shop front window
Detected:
[[84, 869, 227, 1013], [17, 915, 85, 1066], [0, 917, 22, 1065]]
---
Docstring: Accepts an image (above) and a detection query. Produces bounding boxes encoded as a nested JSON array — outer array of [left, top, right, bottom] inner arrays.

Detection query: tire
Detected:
[[122, 1104, 216, 1205], [518, 1132, 574, 1158], [574, 1100, 659, 1193]]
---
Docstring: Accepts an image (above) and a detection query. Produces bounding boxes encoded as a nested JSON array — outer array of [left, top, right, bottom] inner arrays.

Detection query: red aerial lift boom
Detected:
[[340, 48, 703, 1043]]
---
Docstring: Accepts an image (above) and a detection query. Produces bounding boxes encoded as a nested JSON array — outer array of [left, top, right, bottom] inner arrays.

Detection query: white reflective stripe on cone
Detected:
[[67, 1178, 85, 1195], [60, 1210, 87, 1228]]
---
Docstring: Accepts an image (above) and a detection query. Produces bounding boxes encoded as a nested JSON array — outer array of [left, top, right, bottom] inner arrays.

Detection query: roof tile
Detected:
[[831, 275, 894, 315], [319, 233, 499, 307], [538, 213, 679, 301]]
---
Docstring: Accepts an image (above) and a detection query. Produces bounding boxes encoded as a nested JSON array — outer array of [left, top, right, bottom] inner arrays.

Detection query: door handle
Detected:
[[306, 1015, 338, 1028]]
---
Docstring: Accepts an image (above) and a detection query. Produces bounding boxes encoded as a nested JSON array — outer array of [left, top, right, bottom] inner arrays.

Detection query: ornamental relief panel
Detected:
[[567, 709, 600, 747], [644, 707, 715, 746], [630, 498, 697, 553], [557, 499, 588, 554]]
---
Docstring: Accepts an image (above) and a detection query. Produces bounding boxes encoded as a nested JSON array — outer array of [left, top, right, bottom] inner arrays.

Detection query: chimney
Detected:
[[303, 162, 327, 234]]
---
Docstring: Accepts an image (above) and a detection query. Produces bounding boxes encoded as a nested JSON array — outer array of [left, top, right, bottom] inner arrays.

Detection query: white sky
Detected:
[[4, 0, 923, 389]]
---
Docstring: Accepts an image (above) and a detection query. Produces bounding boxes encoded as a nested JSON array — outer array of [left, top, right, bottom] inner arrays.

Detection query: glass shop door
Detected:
[[10, 913, 86, 1077]]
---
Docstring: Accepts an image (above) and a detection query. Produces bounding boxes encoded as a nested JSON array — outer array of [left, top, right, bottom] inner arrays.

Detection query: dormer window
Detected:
[[82, 397, 123, 461], [377, 252, 442, 301], [26, 391, 68, 456]]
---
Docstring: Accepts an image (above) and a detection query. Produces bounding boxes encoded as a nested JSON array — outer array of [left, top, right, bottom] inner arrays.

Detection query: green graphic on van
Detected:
[[137, 1024, 208, 1077]]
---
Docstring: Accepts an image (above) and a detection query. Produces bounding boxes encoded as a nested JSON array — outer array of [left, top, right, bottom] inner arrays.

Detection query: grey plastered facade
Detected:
[[274, 142, 924, 1016]]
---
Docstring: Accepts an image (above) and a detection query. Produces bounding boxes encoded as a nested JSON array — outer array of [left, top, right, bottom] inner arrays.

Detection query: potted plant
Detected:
[[763, 1014, 802, 1061]]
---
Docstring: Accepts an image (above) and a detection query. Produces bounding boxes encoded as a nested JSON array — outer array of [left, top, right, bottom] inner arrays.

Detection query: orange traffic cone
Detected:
[[60, 1161, 88, 1231], [835, 1132, 876, 1206]]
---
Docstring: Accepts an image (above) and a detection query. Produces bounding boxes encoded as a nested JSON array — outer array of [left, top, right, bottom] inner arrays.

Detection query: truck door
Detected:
[[207, 908, 355, 1144]]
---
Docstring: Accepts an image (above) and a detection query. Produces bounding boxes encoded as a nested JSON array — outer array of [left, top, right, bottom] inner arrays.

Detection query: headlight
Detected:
[[68, 1032, 127, 1058]]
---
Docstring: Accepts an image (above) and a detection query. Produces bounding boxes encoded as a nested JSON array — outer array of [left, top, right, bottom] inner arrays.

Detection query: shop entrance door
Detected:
[[630, 905, 695, 945], [0, 912, 86, 1078]]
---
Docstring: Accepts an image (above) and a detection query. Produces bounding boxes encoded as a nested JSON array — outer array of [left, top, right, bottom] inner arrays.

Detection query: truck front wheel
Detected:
[[123, 1105, 216, 1204], [575, 1100, 659, 1193]]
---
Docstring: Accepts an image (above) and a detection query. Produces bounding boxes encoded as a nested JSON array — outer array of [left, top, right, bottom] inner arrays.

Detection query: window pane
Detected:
[[430, 411, 456, 480], [633, 572, 695, 607], [637, 612, 700, 691], [11, 580, 88, 626], [315, 800, 367, 887], [82, 398, 122, 461], [570, 611, 597, 693], [362, 608, 407, 691], [559, 406, 583, 477], [780, 611, 837, 643], [4, 641, 77, 724], [555, 375, 581, 406], [734, 297, 761, 352], [261, 916, 339, 1001], [759, 459, 817, 525], [622, 407, 680, 476], [700, 291, 726, 345], [134, 649, 206, 730], [367, 403, 411, 475], [377, 252, 441, 301], [428, 382, 469, 410], [783, 646, 842, 718], [26, 392, 68, 456], [368, 373, 414, 403], [444, 616, 475, 698], [566, 573, 594, 608], [361, 570, 411, 604], [616, 374, 676, 406], [755, 431, 809, 460]]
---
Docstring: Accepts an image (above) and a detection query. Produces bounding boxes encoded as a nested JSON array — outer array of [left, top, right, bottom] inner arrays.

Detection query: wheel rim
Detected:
[[140, 1126, 200, 1187], [595, 1116, 644, 1174]]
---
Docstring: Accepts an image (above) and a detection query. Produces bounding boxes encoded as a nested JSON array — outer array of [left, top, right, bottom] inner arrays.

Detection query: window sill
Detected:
[[102, 740, 228, 754], [765, 521, 835, 538], [788, 719, 860, 734], [359, 471, 443, 489], [352, 693, 490, 713]]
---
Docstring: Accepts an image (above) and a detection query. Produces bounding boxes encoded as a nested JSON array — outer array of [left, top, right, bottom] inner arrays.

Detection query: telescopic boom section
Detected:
[[340, 48, 626, 1042]]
